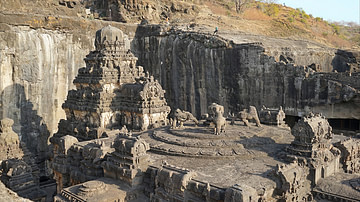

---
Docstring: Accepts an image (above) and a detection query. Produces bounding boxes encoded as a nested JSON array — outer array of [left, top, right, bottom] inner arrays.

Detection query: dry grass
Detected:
[[204, 1, 232, 16], [185, 0, 358, 48], [242, 8, 271, 21], [323, 34, 352, 48]]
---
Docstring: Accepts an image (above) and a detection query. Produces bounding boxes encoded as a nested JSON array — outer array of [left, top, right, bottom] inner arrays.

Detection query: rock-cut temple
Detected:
[[58, 25, 170, 141]]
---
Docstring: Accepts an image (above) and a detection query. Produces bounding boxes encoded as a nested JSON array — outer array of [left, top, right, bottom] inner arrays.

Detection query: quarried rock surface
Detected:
[[132, 26, 360, 121]]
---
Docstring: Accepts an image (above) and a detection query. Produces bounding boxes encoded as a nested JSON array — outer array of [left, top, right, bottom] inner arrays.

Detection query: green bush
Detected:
[[289, 10, 298, 18], [288, 17, 294, 22], [315, 17, 322, 22], [330, 23, 340, 35], [264, 3, 279, 16], [302, 12, 310, 19], [300, 18, 306, 24], [293, 8, 310, 19]]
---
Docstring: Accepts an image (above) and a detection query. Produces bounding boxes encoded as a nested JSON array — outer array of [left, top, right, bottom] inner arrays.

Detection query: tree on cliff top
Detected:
[[234, 0, 254, 13]]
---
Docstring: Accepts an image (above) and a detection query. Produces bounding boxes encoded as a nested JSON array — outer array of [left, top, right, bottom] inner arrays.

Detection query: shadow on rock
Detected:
[[0, 84, 51, 176]]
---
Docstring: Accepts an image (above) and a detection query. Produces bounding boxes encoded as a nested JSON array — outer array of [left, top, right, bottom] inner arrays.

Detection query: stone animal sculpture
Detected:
[[231, 106, 261, 127], [276, 106, 286, 127], [213, 107, 226, 135], [207, 103, 226, 135], [172, 109, 198, 128], [207, 103, 224, 121]]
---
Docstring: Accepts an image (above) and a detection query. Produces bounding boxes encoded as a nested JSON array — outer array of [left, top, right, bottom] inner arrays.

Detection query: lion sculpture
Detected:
[[231, 106, 261, 127], [172, 109, 198, 128], [207, 103, 226, 135]]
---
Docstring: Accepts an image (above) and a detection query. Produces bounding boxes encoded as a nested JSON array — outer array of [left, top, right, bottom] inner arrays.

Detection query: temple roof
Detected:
[[95, 25, 125, 51]]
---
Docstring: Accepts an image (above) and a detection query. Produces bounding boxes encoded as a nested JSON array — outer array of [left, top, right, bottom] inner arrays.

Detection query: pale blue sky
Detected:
[[278, 0, 359, 23]]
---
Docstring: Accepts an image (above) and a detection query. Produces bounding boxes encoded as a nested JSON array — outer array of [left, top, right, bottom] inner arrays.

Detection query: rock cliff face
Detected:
[[0, 25, 93, 156], [132, 26, 360, 120]]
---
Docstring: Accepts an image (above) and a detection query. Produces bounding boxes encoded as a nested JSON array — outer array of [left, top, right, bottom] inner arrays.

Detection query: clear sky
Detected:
[[277, 0, 359, 23]]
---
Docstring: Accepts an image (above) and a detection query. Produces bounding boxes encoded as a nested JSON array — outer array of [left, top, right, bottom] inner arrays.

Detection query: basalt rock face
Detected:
[[0, 25, 93, 144], [132, 26, 360, 120], [0, 25, 96, 179]]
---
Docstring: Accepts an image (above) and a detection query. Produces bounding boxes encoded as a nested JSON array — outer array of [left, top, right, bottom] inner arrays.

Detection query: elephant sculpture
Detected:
[[171, 109, 198, 128], [231, 106, 261, 127]]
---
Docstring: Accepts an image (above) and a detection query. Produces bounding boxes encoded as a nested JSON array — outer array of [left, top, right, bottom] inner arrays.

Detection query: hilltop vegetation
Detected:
[[188, 0, 359, 49], [0, 0, 358, 49]]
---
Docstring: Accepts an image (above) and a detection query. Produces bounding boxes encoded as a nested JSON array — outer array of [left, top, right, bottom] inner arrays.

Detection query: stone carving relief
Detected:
[[335, 138, 360, 174], [259, 106, 286, 127], [287, 113, 340, 184], [0, 118, 19, 148]]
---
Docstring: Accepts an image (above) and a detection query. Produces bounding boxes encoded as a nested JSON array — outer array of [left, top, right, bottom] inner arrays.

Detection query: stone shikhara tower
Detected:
[[57, 25, 170, 141]]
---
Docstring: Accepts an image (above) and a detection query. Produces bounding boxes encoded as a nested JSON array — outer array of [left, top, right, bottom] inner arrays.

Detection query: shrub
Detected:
[[302, 12, 310, 19], [288, 17, 294, 22], [330, 23, 340, 35], [296, 8, 303, 13], [315, 17, 322, 22], [264, 3, 279, 16], [289, 10, 298, 18]]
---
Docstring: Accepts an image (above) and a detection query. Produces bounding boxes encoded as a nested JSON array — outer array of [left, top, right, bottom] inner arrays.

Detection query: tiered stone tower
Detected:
[[286, 113, 340, 184], [102, 132, 150, 187], [56, 25, 170, 141]]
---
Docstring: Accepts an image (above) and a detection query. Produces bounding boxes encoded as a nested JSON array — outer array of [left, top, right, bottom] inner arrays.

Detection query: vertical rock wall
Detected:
[[132, 27, 359, 120], [0, 25, 94, 155], [132, 30, 233, 116]]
